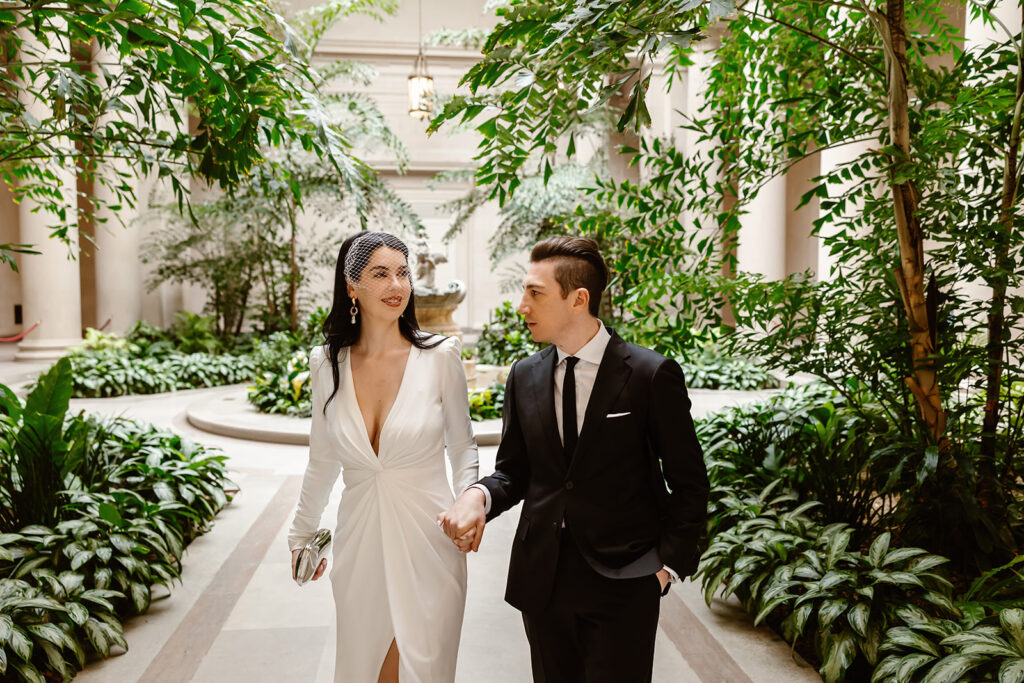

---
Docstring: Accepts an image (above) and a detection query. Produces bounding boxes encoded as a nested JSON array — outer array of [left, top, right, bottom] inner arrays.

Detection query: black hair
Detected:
[[321, 231, 445, 411]]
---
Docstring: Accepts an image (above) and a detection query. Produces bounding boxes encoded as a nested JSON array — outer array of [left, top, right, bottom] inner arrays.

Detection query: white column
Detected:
[[786, 152, 821, 277], [738, 173, 787, 280], [91, 47, 142, 335], [816, 139, 873, 281], [966, 0, 1020, 46], [964, 0, 1021, 311], [684, 28, 727, 236], [0, 184, 21, 338], [15, 26, 82, 360]]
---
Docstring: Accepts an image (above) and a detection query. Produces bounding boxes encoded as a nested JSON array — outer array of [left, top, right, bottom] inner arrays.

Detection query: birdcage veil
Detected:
[[343, 231, 415, 295]]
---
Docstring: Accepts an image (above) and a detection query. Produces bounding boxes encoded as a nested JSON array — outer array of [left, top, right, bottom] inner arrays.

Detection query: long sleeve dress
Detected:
[[288, 335, 479, 683]]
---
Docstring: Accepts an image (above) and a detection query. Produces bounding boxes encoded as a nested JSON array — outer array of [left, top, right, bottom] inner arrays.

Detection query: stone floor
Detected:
[[0, 345, 822, 682]]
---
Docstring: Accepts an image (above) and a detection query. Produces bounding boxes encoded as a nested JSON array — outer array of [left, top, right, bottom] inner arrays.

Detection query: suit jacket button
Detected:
[[565, 481, 574, 490]]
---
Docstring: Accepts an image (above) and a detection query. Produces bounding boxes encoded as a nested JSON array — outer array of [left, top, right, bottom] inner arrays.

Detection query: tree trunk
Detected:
[[882, 0, 947, 443]]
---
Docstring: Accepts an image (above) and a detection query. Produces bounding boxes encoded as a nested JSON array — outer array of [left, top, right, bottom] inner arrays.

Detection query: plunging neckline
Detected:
[[346, 346, 414, 458]]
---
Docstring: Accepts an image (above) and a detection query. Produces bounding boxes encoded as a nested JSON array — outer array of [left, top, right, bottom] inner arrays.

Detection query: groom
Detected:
[[440, 236, 709, 682]]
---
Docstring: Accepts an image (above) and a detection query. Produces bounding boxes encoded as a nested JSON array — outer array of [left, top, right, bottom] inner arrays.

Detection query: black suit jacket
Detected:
[[478, 328, 709, 614]]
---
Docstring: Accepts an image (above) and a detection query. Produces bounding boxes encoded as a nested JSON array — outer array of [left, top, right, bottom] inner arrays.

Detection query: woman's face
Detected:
[[347, 246, 412, 323]]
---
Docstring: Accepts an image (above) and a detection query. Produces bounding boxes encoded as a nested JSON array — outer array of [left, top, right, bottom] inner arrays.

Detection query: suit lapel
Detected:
[[568, 332, 632, 473], [527, 346, 562, 455]]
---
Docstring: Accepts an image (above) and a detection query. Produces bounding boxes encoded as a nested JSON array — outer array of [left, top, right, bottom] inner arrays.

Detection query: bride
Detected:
[[288, 231, 479, 682]]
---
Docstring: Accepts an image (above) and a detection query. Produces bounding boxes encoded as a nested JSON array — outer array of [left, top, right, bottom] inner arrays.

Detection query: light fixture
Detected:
[[408, 0, 434, 119]]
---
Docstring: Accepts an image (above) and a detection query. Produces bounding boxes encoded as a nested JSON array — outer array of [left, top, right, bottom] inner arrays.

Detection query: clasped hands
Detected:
[[437, 487, 487, 553]]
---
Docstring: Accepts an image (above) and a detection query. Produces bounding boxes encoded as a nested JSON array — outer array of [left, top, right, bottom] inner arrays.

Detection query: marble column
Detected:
[[964, 0, 1022, 311], [15, 27, 83, 360], [816, 139, 874, 281], [965, 0, 1020, 46], [738, 173, 787, 281], [785, 152, 821, 277], [91, 46, 142, 335], [0, 184, 22, 338], [686, 26, 737, 323]]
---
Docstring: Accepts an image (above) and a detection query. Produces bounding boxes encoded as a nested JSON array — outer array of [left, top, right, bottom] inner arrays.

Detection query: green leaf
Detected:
[[884, 627, 942, 657], [1000, 659, 1024, 683], [920, 654, 991, 683], [896, 652, 939, 681], [882, 548, 928, 566], [130, 582, 150, 613], [97, 503, 125, 528], [24, 357, 72, 418], [868, 532, 890, 567], [820, 631, 857, 683], [870, 654, 899, 683], [941, 631, 1018, 657], [84, 619, 111, 657], [11, 660, 44, 683], [819, 598, 849, 629], [847, 602, 871, 638], [8, 624, 31, 662], [1001, 609, 1024, 654]]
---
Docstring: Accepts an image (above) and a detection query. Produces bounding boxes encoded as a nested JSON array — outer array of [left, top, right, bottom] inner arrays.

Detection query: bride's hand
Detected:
[[291, 549, 328, 581], [454, 528, 476, 553]]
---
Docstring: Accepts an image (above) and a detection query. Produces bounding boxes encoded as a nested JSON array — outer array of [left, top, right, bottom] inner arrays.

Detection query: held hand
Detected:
[[436, 488, 487, 552], [656, 569, 670, 593], [454, 527, 476, 553], [291, 548, 327, 582]]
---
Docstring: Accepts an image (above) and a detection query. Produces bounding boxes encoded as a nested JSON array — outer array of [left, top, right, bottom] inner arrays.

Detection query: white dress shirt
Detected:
[[553, 322, 610, 444]]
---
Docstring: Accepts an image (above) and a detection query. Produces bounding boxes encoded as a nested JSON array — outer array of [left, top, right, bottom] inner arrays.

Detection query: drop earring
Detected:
[[350, 298, 359, 324]]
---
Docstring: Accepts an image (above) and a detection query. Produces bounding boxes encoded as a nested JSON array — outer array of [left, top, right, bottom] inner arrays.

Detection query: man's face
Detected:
[[517, 260, 575, 344]]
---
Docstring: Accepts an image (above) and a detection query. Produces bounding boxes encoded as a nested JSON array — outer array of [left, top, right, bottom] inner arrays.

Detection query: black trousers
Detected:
[[521, 530, 662, 683]]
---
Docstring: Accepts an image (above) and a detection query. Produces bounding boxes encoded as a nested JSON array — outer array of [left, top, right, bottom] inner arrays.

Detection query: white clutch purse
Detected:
[[293, 528, 332, 586]]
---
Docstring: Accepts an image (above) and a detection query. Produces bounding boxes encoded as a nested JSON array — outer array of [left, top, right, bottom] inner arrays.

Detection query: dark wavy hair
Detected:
[[321, 231, 444, 411]]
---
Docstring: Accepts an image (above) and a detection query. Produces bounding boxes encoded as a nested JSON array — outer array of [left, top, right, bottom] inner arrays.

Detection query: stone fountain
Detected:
[[412, 228, 466, 340]]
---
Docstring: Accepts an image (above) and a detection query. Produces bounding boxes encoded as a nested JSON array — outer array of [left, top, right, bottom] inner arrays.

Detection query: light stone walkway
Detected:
[[0, 345, 821, 683]]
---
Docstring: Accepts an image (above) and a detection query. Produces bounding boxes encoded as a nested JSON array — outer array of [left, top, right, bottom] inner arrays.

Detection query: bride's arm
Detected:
[[288, 347, 342, 552], [441, 337, 480, 494]]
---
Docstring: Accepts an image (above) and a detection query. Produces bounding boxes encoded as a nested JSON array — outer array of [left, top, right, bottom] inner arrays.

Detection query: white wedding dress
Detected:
[[288, 336, 479, 682]]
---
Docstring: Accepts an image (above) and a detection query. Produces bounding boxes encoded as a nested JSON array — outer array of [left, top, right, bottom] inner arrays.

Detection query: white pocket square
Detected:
[[606, 412, 631, 418]]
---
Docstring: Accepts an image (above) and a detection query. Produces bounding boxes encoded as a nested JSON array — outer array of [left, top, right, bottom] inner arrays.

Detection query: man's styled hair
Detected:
[[530, 236, 608, 317]]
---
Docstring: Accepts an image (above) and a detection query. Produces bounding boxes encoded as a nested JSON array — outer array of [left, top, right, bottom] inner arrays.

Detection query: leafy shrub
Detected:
[[874, 608, 1024, 683], [66, 350, 256, 398], [248, 350, 313, 417], [468, 383, 505, 421], [677, 347, 780, 391], [475, 302, 541, 366], [0, 361, 234, 681], [698, 479, 957, 683], [698, 384, 897, 538]]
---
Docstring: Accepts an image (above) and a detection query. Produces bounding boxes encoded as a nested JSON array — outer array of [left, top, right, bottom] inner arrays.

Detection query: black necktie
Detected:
[[563, 357, 579, 462]]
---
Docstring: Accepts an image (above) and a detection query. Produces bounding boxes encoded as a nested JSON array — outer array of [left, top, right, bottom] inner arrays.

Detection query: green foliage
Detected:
[[66, 351, 257, 398], [475, 301, 542, 366], [245, 309, 334, 416], [143, 0, 419, 335], [699, 488, 957, 683], [0, 363, 233, 681], [1, 0, 373, 264], [248, 350, 313, 417], [874, 608, 1024, 683], [698, 386, 898, 537], [468, 383, 505, 422], [697, 386, 1024, 681], [678, 346, 779, 391], [0, 359, 75, 531], [428, 0, 726, 204], [439, 161, 606, 265]]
